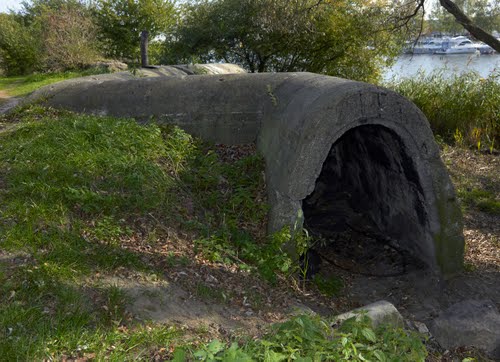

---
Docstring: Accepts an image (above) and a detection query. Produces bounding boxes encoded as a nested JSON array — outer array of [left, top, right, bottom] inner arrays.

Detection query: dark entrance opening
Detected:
[[302, 125, 428, 277]]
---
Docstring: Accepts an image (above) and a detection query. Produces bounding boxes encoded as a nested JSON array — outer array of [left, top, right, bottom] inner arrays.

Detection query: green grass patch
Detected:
[[0, 68, 108, 97], [457, 188, 500, 215], [312, 274, 344, 297], [385, 71, 499, 152], [0, 105, 290, 359]]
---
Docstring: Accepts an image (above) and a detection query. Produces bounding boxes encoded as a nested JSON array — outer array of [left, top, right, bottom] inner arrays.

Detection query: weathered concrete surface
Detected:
[[430, 300, 500, 359], [26, 71, 464, 276], [332, 300, 404, 329]]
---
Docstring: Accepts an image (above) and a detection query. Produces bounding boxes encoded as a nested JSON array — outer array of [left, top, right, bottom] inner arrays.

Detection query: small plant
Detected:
[[191, 314, 428, 361]]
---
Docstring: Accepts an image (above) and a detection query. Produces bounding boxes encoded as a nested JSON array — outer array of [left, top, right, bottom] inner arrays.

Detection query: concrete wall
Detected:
[[27, 70, 464, 277]]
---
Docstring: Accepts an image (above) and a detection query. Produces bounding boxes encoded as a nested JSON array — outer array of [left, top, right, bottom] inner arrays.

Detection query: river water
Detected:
[[383, 53, 500, 81]]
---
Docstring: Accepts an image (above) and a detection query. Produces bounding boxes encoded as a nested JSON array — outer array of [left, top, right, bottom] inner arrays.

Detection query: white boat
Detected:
[[474, 42, 495, 54], [435, 37, 478, 54], [406, 39, 445, 54]]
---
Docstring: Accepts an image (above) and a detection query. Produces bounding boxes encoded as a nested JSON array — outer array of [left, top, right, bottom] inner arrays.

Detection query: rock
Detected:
[[288, 303, 317, 317], [92, 60, 128, 72], [429, 299, 500, 359], [413, 321, 429, 334], [332, 300, 404, 329]]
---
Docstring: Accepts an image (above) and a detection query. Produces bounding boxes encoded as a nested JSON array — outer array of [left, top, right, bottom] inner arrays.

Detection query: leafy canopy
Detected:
[[166, 0, 405, 82], [92, 0, 176, 60]]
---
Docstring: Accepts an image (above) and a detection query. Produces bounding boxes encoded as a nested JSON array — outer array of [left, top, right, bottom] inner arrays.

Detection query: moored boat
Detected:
[[435, 36, 478, 55]]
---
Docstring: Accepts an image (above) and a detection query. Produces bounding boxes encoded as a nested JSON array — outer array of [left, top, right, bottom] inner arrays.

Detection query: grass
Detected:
[[0, 104, 292, 359], [0, 68, 109, 97], [385, 71, 499, 152], [0, 104, 431, 360], [0, 106, 187, 360], [458, 188, 500, 215]]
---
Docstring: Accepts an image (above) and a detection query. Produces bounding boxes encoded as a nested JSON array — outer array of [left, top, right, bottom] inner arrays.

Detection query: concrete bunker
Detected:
[[27, 69, 465, 277]]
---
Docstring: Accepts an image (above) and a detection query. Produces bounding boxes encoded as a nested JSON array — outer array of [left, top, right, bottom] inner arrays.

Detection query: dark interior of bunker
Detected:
[[302, 125, 429, 278]]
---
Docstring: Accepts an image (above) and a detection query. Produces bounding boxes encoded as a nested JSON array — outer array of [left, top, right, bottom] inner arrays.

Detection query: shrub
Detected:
[[36, 5, 101, 71], [0, 14, 42, 75], [386, 71, 499, 151]]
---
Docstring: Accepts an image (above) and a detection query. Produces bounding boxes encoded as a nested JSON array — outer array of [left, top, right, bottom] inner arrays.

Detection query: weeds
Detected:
[[386, 71, 499, 152], [457, 188, 500, 215], [191, 314, 427, 361]]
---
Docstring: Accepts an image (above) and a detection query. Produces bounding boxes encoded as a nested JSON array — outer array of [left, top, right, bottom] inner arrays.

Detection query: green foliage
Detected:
[[312, 274, 344, 297], [0, 1, 102, 75], [457, 188, 500, 215], [173, 134, 292, 282], [191, 314, 428, 361], [167, 0, 404, 82], [34, 3, 101, 71], [0, 13, 41, 75], [386, 71, 500, 151], [428, 0, 500, 34], [92, 0, 176, 61]]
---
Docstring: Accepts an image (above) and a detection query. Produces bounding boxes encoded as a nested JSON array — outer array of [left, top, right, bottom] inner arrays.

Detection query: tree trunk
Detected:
[[439, 0, 500, 52], [140, 30, 149, 68]]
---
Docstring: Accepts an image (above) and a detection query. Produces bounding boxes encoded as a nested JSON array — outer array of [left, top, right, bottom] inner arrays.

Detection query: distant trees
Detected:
[[2, 0, 498, 78], [92, 0, 176, 61], [0, 0, 99, 75], [429, 0, 500, 35], [0, 13, 40, 75], [165, 0, 405, 82]]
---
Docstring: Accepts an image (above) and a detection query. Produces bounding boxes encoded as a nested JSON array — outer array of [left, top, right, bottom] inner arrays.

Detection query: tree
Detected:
[[429, 0, 466, 34], [438, 0, 500, 51], [393, 0, 500, 51], [0, 0, 102, 75], [167, 0, 404, 83], [0, 13, 41, 75], [36, 4, 101, 71], [92, 0, 176, 61]]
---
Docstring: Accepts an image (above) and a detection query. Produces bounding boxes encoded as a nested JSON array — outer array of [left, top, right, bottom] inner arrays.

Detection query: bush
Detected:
[[0, 2, 102, 75], [0, 14, 41, 75], [36, 5, 101, 71], [386, 71, 500, 151]]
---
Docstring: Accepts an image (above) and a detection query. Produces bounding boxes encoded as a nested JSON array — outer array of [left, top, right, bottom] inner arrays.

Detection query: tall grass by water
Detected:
[[386, 71, 499, 152]]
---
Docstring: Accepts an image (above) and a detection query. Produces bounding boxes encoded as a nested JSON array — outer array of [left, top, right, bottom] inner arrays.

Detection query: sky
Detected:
[[0, 0, 24, 13]]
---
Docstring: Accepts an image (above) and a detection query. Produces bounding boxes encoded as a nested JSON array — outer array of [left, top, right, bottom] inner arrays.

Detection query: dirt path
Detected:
[[0, 90, 20, 115]]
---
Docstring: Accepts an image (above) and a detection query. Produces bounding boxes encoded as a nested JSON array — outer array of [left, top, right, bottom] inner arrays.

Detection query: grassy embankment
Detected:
[[0, 105, 428, 360]]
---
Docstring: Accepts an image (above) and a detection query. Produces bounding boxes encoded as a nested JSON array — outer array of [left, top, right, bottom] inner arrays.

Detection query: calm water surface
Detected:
[[384, 53, 500, 81]]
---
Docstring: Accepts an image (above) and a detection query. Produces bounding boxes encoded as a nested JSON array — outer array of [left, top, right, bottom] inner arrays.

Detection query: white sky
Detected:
[[0, 0, 24, 13]]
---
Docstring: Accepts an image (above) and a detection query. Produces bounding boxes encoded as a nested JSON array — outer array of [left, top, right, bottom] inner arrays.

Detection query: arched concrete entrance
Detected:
[[302, 125, 428, 275]]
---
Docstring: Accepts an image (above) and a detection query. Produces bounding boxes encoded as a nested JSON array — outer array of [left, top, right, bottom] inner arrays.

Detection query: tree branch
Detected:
[[439, 0, 500, 52]]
